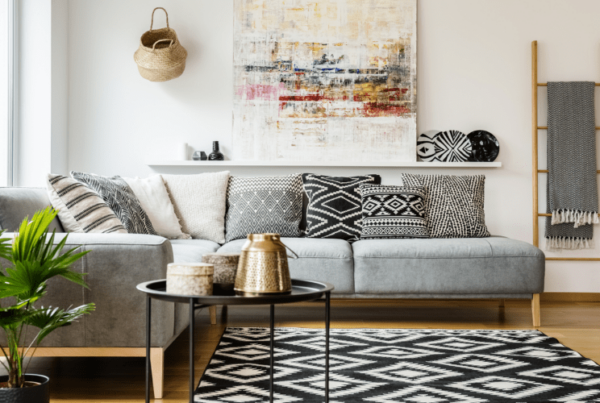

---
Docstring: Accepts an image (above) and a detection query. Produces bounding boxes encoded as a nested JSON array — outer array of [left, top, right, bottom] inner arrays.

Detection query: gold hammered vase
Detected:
[[234, 233, 297, 296]]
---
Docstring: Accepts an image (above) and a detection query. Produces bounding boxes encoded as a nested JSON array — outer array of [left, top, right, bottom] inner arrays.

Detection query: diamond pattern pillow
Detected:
[[225, 175, 304, 242], [302, 173, 381, 241], [401, 173, 490, 238], [359, 184, 429, 239], [71, 172, 156, 235]]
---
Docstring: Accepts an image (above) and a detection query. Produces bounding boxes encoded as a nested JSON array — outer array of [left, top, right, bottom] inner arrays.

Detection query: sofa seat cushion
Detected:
[[352, 237, 545, 295], [171, 239, 221, 263], [218, 238, 354, 294]]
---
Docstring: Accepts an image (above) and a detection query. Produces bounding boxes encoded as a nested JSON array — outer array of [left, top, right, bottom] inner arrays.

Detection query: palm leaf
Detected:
[[12, 208, 56, 263], [26, 304, 95, 344], [6, 208, 91, 296], [0, 261, 47, 301], [0, 230, 10, 262], [0, 308, 37, 330]]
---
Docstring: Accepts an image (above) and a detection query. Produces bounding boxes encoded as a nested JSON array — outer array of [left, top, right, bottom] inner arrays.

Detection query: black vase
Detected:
[[209, 141, 224, 161], [0, 374, 50, 403]]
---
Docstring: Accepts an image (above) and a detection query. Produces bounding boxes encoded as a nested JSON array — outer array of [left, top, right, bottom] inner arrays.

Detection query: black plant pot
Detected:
[[0, 374, 50, 403]]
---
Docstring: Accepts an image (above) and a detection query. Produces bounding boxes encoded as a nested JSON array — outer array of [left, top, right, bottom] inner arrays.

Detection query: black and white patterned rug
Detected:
[[195, 328, 600, 402]]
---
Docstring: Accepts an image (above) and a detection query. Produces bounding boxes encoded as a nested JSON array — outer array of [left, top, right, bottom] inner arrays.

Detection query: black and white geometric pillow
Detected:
[[302, 174, 381, 241], [70, 172, 156, 235], [401, 173, 490, 238], [359, 184, 429, 239], [225, 174, 304, 242]]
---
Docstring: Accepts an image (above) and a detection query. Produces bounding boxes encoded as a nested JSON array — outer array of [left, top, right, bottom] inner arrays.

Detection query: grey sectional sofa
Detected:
[[0, 187, 545, 398]]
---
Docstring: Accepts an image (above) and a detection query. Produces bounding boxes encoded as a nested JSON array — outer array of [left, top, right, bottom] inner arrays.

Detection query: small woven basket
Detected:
[[134, 7, 188, 82]]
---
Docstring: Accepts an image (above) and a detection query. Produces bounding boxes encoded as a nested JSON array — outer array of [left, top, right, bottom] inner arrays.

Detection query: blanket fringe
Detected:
[[545, 236, 595, 251], [551, 209, 600, 228]]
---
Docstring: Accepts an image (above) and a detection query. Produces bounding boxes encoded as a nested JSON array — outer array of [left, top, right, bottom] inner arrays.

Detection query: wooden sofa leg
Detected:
[[499, 299, 505, 309], [150, 348, 164, 399], [209, 306, 217, 325], [532, 294, 541, 328]]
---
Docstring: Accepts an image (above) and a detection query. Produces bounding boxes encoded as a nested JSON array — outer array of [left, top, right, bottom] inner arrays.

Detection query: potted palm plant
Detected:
[[0, 207, 95, 403]]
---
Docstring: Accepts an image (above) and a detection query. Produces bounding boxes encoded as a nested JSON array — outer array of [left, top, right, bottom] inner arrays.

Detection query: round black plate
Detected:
[[467, 130, 500, 162]]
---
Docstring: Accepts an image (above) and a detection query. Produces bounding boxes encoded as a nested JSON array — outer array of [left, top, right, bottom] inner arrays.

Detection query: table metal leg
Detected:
[[325, 291, 330, 403], [270, 304, 275, 403], [190, 299, 195, 403], [146, 295, 151, 403]]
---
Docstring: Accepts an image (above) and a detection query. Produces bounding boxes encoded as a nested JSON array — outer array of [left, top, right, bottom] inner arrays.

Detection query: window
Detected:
[[0, 1, 14, 187]]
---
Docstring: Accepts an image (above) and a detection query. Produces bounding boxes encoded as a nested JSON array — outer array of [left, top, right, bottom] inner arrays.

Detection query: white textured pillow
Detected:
[[161, 171, 230, 243], [123, 175, 191, 240]]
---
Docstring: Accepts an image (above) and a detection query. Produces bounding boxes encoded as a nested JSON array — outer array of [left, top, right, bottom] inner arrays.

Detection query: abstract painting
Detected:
[[233, 0, 417, 163]]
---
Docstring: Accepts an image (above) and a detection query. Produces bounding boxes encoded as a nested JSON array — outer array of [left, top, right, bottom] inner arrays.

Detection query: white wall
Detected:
[[65, 0, 600, 292]]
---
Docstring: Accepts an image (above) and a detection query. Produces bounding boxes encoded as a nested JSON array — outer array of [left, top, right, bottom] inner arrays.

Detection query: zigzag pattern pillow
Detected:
[[71, 172, 156, 235], [359, 184, 429, 239], [225, 175, 304, 242], [302, 174, 381, 241], [401, 173, 490, 238]]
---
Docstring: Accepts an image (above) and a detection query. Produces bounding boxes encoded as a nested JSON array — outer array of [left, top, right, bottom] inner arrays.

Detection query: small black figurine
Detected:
[[209, 141, 224, 161], [193, 151, 209, 161]]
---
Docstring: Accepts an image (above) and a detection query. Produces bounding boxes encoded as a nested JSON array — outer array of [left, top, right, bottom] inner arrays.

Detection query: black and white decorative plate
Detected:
[[468, 130, 500, 162], [417, 130, 441, 162], [434, 130, 472, 162], [196, 327, 600, 402]]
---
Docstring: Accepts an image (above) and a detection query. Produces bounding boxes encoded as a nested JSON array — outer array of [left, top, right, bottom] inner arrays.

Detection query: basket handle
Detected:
[[151, 39, 174, 51], [284, 244, 299, 259], [150, 7, 169, 31]]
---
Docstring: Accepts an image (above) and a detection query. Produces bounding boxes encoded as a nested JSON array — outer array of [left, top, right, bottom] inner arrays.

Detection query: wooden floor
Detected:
[[19, 299, 600, 402]]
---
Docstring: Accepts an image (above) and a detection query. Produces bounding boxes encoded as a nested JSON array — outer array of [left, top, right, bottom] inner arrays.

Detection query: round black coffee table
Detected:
[[137, 279, 334, 403]]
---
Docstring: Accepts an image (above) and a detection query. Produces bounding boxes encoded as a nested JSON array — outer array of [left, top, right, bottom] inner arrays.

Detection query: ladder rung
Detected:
[[538, 212, 600, 217], [538, 170, 600, 173], [537, 126, 600, 130]]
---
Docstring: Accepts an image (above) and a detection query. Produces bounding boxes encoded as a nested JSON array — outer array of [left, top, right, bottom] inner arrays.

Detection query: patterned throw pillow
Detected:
[[359, 184, 429, 239], [401, 174, 490, 238], [46, 174, 127, 234], [302, 174, 381, 241], [225, 174, 304, 242], [71, 172, 156, 235]]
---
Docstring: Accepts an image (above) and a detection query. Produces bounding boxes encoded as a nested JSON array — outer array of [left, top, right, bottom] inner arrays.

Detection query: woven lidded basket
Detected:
[[134, 7, 188, 82]]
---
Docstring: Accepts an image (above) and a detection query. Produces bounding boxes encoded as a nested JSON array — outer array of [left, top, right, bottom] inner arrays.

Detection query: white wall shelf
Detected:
[[148, 161, 502, 168]]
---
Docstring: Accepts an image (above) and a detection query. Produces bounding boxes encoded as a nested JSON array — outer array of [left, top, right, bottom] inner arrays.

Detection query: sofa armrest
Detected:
[[2, 233, 176, 348]]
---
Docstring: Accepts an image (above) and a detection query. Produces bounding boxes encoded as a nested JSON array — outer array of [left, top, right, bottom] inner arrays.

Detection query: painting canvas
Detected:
[[233, 0, 417, 163]]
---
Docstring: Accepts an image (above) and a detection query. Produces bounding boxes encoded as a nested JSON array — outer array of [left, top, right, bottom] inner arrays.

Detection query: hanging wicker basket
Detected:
[[134, 7, 188, 82]]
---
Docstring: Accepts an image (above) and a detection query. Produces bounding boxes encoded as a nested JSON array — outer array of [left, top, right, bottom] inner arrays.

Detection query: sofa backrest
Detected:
[[1, 185, 309, 236], [0, 187, 64, 232]]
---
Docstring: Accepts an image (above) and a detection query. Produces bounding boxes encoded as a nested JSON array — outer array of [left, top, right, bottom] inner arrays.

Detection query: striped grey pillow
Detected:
[[71, 172, 156, 235], [46, 174, 127, 234]]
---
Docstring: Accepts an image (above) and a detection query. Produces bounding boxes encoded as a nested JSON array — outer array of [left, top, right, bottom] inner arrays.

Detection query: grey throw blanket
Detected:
[[546, 82, 599, 250]]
